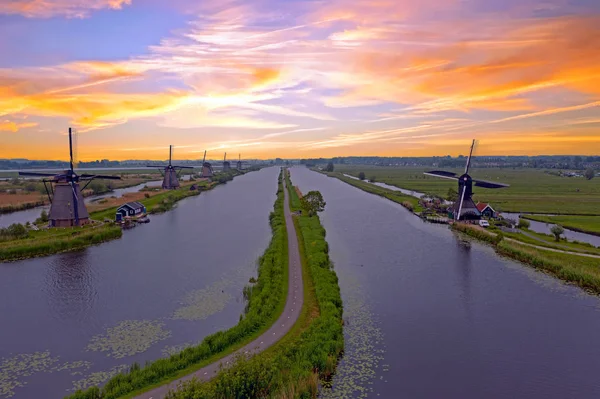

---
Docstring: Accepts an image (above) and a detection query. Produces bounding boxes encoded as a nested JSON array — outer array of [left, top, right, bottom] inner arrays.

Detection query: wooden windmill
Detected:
[[236, 154, 243, 170], [147, 145, 193, 189], [424, 139, 509, 221], [201, 150, 214, 178], [222, 152, 231, 171], [19, 128, 121, 227]]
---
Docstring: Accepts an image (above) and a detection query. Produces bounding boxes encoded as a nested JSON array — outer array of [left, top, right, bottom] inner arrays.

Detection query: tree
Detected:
[[550, 225, 564, 241], [369, 176, 377, 182], [325, 162, 334, 172], [517, 219, 530, 229], [358, 172, 366, 180], [446, 187, 458, 202], [39, 209, 48, 223], [301, 190, 326, 216], [585, 168, 595, 180]]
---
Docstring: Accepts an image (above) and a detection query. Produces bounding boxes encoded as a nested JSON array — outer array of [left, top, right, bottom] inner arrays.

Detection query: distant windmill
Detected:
[[237, 154, 243, 170], [201, 150, 214, 178], [147, 145, 193, 189], [19, 128, 121, 227], [223, 152, 231, 171], [424, 139, 509, 221]]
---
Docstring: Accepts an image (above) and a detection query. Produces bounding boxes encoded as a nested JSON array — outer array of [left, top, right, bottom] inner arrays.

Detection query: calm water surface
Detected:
[[291, 167, 600, 399], [0, 167, 279, 398]]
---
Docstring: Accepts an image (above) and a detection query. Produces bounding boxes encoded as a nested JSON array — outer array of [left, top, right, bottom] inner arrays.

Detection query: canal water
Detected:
[[290, 167, 600, 399], [0, 167, 279, 398]]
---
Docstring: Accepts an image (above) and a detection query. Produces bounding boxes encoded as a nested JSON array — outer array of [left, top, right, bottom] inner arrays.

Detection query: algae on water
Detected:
[[86, 320, 171, 359]]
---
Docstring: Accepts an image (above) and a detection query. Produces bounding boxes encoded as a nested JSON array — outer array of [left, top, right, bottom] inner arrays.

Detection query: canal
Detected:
[[0, 167, 279, 398], [290, 167, 600, 399]]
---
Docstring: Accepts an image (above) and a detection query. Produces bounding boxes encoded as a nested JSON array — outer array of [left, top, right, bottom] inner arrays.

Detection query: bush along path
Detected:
[[129, 171, 305, 399]]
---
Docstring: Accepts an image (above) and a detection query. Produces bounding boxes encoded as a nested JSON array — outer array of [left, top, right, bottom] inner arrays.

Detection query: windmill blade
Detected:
[[464, 139, 475, 174], [202, 150, 207, 164], [172, 165, 194, 169], [424, 171, 458, 180], [146, 165, 166, 168], [457, 184, 467, 221], [18, 171, 60, 177], [473, 179, 510, 189], [68, 127, 75, 172], [169, 145, 173, 166], [70, 181, 80, 225], [80, 174, 122, 180]]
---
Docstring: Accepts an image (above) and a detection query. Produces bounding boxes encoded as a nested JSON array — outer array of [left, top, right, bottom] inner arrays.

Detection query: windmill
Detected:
[[424, 139, 509, 221], [223, 152, 231, 171], [19, 128, 121, 227], [237, 154, 243, 170], [201, 150, 214, 178], [147, 145, 193, 189]]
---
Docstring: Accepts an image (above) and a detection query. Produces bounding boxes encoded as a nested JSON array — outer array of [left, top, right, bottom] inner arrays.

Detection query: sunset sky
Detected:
[[1, 0, 599, 161]]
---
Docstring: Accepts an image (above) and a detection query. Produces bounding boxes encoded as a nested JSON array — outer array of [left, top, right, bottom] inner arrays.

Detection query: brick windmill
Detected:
[[147, 145, 193, 189], [201, 150, 214, 178], [222, 152, 231, 171], [19, 128, 121, 227]]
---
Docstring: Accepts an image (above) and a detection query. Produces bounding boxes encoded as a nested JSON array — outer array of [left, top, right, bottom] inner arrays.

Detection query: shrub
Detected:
[[517, 219, 530, 229], [358, 172, 366, 180]]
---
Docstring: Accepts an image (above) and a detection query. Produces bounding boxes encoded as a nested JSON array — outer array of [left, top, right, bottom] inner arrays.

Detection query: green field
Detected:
[[522, 215, 600, 236], [334, 165, 600, 215]]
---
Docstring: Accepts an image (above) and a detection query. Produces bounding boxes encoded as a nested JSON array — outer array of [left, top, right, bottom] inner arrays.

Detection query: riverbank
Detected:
[[322, 171, 423, 213], [452, 223, 600, 294], [522, 214, 600, 236], [162, 169, 343, 398], [0, 170, 245, 262]]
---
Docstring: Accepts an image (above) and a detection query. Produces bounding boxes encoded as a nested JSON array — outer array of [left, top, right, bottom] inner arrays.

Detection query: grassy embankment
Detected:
[[161, 169, 343, 398], [453, 223, 600, 294], [0, 224, 122, 262], [335, 165, 600, 216], [522, 214, 600, 236], [499, 228, 600, 255], [67, 171, 289, 399], [0, 171, 241, 262], [322, 171, 423, 213]]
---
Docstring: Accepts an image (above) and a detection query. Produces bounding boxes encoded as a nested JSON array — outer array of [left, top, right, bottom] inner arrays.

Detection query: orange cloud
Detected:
[[0, 120, 37, 132], [330, 16, 600, 112], [0, 0, 132, 18]]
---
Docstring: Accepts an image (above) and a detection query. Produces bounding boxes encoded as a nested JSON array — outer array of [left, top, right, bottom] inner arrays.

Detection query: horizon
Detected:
[[1, 0, 599, 159]]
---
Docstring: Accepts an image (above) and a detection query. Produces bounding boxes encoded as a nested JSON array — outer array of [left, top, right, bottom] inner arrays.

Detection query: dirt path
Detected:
[[505, 237, 600, 259], [135, 176, 304, 399]]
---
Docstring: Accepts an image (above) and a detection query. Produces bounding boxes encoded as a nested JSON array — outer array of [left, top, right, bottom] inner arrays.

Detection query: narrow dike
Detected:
[[68, 169, 343, 399]]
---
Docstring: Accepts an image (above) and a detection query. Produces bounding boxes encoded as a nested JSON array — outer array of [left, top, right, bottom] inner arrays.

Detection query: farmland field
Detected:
[[334, 165, 600, 215], [523, 215, 600, 236]]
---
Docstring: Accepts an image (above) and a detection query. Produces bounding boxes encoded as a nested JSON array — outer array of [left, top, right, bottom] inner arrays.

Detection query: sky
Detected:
[[0, 0, 599, 161]]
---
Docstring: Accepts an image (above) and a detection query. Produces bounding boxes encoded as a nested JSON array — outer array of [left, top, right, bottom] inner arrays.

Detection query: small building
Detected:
[[476, 202, 496, 218], [116, 201, 147, 222]]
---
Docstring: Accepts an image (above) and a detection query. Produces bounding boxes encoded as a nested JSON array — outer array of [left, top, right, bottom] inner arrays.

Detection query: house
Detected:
[[476, 202, 496, 218], [116, 201, 147, 222]]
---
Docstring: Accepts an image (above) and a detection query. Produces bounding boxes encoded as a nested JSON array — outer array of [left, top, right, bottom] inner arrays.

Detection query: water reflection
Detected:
[[43, 250, 97, 324], [454, 235, 473, 319]]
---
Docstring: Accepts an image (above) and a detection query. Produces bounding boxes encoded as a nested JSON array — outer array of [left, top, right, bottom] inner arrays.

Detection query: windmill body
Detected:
[[424, 140, 509, 221], [201, 150, 214, 178], [236, 154, 242, 170], [147, 145, 192, 189], [223, 152, 231, 171], [19, 128, 121, 227]]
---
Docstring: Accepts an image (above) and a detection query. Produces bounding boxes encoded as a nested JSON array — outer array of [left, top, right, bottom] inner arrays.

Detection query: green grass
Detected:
[[452, 222, 600, 294], [0, 224, 122, 262], [322, 171, 423, 213], [522, 215, 600, 236], [162, 170, 343, 399], [67, 171, 288, 399], [334, 165, 600, 215], [497, 241, 600, 294], [501, 229, 600, 254]]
